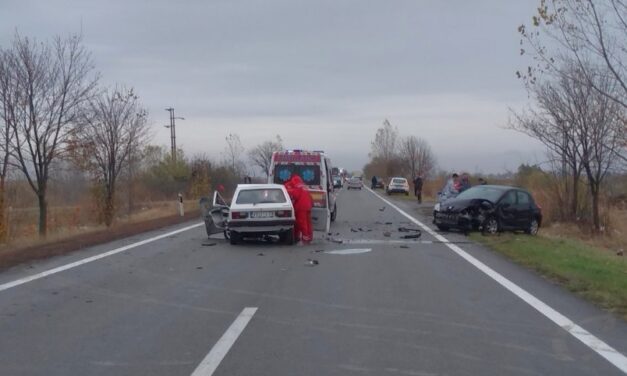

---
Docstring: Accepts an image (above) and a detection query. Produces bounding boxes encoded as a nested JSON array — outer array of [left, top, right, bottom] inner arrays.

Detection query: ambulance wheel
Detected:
[[280, 228, 295, 245], [229, 231, 240, 245]]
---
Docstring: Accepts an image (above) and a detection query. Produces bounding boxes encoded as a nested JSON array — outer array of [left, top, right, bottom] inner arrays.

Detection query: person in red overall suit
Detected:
[[284, 174, 313, 244]]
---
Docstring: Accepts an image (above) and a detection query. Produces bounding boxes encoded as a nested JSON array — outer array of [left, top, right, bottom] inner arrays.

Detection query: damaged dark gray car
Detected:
[[433, 185, 542, 235]]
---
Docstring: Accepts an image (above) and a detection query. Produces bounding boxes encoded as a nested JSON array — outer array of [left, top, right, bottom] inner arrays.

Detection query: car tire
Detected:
[[483, 217, 499, 235], [525, 218, 539, 235], [436, 224, 450, 231], [229, 231, 240, 245], [280, 228, 295, 245], [330, 204, 337, 222]]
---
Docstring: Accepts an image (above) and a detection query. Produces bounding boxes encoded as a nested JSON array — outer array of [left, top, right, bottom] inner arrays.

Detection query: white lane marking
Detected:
[[325, 248, 372, 255], [191, 307, 258, 376], [366, 187, 627, 374], [0, 222, 204, 293]]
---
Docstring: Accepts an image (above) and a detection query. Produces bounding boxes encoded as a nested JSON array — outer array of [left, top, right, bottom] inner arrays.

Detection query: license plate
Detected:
[[251, 211, 274, 219]]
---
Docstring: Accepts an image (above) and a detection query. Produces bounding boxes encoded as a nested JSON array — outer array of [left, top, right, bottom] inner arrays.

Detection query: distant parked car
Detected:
[[332, 175, 343, 189], [347, 176, 363, 190], [433, 185, 542, 235], [386, 177, 410, 195]]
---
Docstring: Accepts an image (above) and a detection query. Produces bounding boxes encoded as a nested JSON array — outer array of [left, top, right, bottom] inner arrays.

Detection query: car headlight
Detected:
[[434, 203, 441, 211]]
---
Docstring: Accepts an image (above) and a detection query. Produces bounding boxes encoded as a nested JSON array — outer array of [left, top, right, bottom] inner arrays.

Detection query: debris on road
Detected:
[[385, 222, 393, 225], [257, 252, 265, 256], [398, 227, 420, 233], [196, 266, 203, 270], [312, 249, 324, 253], [401, 233, 422, 239], [201, 242, 217, 247], [379, 206, 386, 212], [305, 258, 319, 266], [351, 228, 358, 232], [383, 231, 391, 237], [399, 245, 410, 249]]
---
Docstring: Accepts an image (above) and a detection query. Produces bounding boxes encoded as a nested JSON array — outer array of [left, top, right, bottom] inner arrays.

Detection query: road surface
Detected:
[[0, 187, 626, 375]]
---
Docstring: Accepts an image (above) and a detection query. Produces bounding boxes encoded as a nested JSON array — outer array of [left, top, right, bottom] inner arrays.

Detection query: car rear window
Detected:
[[235, 189, 287, 204], [392, 178, 406, 184], [273, 164, 321, 186]]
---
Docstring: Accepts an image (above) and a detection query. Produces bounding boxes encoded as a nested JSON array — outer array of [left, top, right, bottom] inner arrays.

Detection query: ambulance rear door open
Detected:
[[270, 152, 330, 233]]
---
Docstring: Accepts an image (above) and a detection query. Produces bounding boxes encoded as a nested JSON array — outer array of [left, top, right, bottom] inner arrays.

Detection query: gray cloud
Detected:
[[0, 0, 543, 173]]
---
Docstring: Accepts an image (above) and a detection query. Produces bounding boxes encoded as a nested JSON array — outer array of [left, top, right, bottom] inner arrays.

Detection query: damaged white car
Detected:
[[200, 184, 296, 245]]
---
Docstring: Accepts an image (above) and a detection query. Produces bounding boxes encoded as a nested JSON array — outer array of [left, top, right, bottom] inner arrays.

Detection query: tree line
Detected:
[[364, 119, 437, 181], [0, 32, 285, 239]]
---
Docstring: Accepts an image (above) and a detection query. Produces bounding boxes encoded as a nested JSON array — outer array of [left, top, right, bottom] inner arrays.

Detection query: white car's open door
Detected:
[[199, 191, 229, 237]]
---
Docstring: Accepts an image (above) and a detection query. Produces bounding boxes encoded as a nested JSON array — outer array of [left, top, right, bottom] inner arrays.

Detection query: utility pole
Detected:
[[164, 107, 184, 163]]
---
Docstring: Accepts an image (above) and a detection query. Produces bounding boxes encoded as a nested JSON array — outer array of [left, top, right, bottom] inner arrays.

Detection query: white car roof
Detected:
[[236, 184, 286, 190]]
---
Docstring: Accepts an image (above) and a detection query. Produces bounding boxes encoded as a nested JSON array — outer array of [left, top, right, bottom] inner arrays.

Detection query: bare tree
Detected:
[[224, 133, 245, 175], [1, 33, 98, 236], [518, 0, 627, 109], [400, 135, 437, 179], [571, 69, 625, 230], [370, 119, 398, 163], [72, 87, 148, 226], [510, 73, 585, 219], [0, 51, 15, 240], [248, 135, 283, 178], [512, 63, 625, 230]]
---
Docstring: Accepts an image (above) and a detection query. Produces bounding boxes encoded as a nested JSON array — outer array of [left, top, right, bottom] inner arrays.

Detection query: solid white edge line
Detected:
[[191, 307, 258, 376], [0, 222, 204, 293], [366, 187, 627, 374]]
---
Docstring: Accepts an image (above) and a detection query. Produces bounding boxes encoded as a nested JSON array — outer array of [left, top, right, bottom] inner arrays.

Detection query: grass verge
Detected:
[[470, 233, 627, 320], [0, 209, 200, 271]]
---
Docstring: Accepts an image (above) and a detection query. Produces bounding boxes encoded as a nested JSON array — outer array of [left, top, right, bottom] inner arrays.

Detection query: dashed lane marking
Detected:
[[190, 307, 258, 376]]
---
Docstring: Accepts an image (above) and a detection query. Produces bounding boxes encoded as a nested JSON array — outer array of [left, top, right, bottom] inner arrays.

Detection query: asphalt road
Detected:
[[1, 187, 626, 375]]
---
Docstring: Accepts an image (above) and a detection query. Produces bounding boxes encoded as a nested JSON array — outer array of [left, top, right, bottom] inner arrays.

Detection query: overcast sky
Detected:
[[0, 0, 546, 174]]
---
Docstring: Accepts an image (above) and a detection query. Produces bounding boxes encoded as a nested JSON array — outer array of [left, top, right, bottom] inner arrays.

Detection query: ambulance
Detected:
[[269, 150, 338, 233]]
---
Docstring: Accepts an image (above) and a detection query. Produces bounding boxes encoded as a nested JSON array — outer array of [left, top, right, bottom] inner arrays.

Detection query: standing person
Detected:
[[413, 174, 424, 204], [371, 175, 377, 189], [439, 173, 460, 201], [459, 173, 471, 192], [478, 177, 488, 185], [284, 174, 313, 245]]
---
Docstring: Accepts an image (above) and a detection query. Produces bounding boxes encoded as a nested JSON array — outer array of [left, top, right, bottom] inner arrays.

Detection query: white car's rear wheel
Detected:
[[229, 231, 240, 245]]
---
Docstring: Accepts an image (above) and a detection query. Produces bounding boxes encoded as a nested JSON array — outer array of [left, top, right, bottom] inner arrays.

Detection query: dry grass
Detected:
[[1, 200, 198, 251], [541, 208, 627, 255]]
